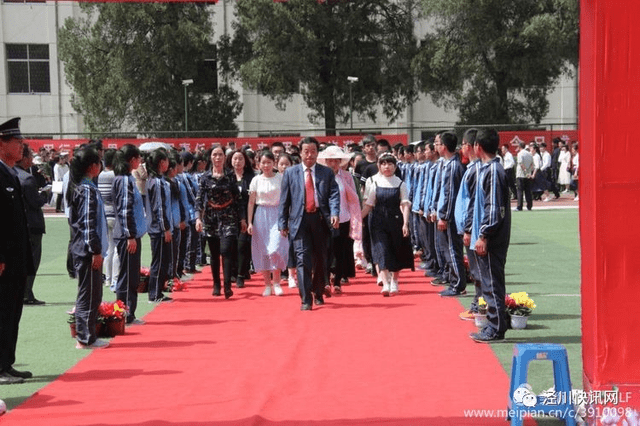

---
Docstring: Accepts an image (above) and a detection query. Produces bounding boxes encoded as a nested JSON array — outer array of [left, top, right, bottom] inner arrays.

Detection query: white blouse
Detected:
[[249, 173, 283, 206], [364, 173, 410, 207]]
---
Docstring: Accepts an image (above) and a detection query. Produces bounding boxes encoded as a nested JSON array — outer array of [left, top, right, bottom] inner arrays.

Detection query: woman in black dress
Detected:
[[361, 154, 414, 296], [195, 145, 247, 299], [226, 149, 255, 288]]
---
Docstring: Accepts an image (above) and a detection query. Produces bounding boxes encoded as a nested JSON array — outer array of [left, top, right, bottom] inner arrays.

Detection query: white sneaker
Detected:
[[381, 283, 390, 297], [76, 339, 110, 350], [262, 286, 272, 297], [390, 280, 399, 295], [543, 197, 550, 202], [288, 276, 297, 288], [273, 283, 284, 296], [574, 196, 579, 201]]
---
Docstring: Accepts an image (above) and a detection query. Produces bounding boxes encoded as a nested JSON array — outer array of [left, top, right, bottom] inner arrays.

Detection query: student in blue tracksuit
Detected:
[[470, 128, 511, 343], [426, 135, 448, 284], [181, 152, 200, 273], [112, 144, 147, 325], [67, 146, 109, 349], [409, 142, 428, 263], [145, 149, 173, 303], [175, 153, 196, 279], [420, 141, 440, 277], [165, 154, 186, 285], [434, 131, 467, 297], [453, 129, 483, 320]]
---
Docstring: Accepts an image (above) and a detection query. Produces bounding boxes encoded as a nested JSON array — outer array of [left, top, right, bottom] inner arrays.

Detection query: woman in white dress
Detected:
[[557, 144, 572, 191], [247, 151, 289, 296]]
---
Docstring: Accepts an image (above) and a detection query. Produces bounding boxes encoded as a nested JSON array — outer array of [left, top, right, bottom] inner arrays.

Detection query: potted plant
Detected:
[[68, 310, 103, 338], [505, 292, 536, 329], [97, 300, 128, 337], [138, 267, 150, 293], [474, 297, 489, 327]]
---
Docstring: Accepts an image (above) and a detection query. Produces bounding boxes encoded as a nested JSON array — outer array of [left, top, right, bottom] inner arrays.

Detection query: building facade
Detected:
[[1, 0, 577, 141]]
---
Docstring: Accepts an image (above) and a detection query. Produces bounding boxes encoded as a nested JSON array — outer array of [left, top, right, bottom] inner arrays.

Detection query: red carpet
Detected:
[[1, 264, 526, 425]]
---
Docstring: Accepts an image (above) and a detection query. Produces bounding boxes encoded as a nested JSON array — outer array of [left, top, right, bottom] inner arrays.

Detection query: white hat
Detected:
[[318, 145, 350, 167]]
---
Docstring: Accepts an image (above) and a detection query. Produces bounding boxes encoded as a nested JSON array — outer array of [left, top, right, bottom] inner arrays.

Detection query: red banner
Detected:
[[25, 134, 408, 154]]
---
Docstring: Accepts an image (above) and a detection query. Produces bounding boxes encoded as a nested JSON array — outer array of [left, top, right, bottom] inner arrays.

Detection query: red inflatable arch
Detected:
[[580, 1, 640, 421]]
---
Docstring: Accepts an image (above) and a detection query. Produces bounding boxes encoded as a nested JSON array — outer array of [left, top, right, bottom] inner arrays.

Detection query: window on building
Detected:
[[6, 44, 51, 93], [195, 44, 218, 94], [3, 0, 46, 3]]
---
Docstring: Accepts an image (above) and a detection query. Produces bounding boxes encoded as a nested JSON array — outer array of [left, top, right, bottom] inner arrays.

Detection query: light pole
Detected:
[[347, 76, 358, 129], [182, 79, 193, 132]]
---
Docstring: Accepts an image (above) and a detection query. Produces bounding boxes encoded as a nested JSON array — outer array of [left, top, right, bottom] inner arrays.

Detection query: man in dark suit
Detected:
[[279, 137, 340, 311], [0, 117, 35, 384], [15, 143, 47, 305]]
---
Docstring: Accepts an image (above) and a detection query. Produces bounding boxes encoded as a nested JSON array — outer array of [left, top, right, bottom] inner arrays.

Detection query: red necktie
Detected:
[[305, 168, 316, 213]]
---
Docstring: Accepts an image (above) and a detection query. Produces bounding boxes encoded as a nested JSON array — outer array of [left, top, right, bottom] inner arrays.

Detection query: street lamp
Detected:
[[347, 76, 358, 129], [182, 79, 193, 132]]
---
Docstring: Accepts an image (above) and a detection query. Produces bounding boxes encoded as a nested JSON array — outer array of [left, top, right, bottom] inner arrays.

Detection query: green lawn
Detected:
[[3, 209, 582, 425]]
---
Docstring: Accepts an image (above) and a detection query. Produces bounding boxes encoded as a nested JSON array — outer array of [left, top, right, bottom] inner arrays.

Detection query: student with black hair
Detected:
[[433, 132, 467, 297], [470, 128, 511, 343], [66, 146, 109, 349], [112, 144, 147, 325], [165, 153, 186, 287], [145, 149, 173, 303], [98, 148, 119, 291]]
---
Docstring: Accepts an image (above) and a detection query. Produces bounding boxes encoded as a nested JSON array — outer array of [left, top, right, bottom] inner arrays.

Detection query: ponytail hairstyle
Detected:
[[146, 148, 168, 178], [65, 147, 101, 205], [113, 144, 141, 176]]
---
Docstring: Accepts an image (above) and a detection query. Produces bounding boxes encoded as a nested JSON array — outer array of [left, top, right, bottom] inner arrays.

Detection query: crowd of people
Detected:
[[0, 116, 580, 391]]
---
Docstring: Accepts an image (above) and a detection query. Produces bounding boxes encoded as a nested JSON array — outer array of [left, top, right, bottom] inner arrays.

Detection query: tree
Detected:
[[414, 0, 578, 125], [59, 3, 242, 135], [220, 0, 419, 136]]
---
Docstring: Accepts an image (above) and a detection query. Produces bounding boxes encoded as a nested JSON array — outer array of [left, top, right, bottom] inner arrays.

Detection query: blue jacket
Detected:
[[454, 160, 480, 235], [112, 174, 147, 240], [278, 163, 340, 239], [69, 178, 108, 259], [146, 176, 172, 236], [437, 153, 465, 222], [470, 157, 511, 252]]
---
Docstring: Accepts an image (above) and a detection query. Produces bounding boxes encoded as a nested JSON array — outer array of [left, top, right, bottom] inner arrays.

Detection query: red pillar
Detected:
[[580, 1, 640, 423]]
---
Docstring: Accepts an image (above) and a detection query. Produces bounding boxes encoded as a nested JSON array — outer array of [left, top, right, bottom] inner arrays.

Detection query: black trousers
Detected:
[[183, 222, 198, 272], [436, 220, 466, 291], [476, 248, 509, 336], [544, 168, 560, 197], [516, 177, 533, 210], [207, 235, 237, 293], [168, 227, 181, 280], [24, 231, 43, 300], [74, 255, 103, 345], [149, 233, 171, 300], [505, 167, 517, 199], [235, 232, 252, 279], [424, 217, 439, 275], [115, 237, 141, 322], [292, 212, 329, 306], [0, 273, 26, 371], [330, 221, 355, 286]]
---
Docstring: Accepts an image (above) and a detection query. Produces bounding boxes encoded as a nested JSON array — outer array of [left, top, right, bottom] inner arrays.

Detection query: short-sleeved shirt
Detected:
[[249, 173, 283, 206], [364, 173, 410, 207]]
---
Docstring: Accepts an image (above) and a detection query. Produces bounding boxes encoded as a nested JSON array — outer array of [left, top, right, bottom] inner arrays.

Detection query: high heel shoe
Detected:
[[224, 289, 233, 299]]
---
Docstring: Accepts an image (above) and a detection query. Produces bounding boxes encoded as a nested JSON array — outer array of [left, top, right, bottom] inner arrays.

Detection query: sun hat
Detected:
[[318, 145, 351, 167]]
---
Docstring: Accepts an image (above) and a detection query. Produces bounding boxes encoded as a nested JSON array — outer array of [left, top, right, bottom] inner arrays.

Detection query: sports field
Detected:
[[2, 208, 581, 424]]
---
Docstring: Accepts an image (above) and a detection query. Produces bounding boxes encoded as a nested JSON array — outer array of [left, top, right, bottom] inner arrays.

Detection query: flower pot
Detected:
[[474, 313, 488, 328], [102, 318, 125, 337], [138, 276, 149, 293], [511, 314, 528, 329], [69, 322, 77, 338]]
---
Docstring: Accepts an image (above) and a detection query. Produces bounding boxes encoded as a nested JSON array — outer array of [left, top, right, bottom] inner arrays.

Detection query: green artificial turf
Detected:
[[3, 210, 582, 425], [457, 208, 581, 425], [2, 217, 155, 410]]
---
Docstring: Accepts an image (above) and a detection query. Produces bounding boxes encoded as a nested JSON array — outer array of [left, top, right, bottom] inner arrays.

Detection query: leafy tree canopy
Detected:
[[59, 3, 242, 135], [220, 0, 420, 135], [414, 0, 578, 125]]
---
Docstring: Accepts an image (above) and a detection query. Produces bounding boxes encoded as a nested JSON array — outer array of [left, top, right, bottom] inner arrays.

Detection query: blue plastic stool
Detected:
[[508, 343, 576, 426]]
